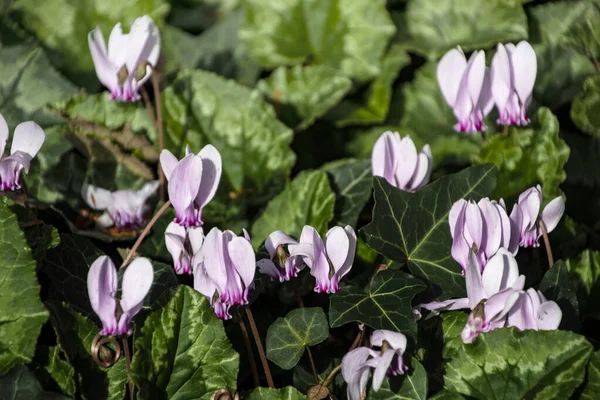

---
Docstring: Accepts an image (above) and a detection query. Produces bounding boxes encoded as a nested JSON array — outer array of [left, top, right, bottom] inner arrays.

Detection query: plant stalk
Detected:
[[539, 219, 554, 268], [121, 335, 134, 400], [306, 346, 319, 384], [245, 306, 274, 388], [238, 319, 260, 387]]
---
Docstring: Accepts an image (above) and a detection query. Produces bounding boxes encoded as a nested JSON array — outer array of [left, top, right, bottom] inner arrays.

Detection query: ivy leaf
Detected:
[[474, 108, 570, 202], [565, 250, 600, 319], [361, 165, 497, 299], [266, 307, 329, 370], [240, 0, 396, 82], [30, 346, 76, 397], [251, 170, 335, 248], [429, 391, 466, 400], [322, 159, 372, 228], [246, 386, 307, 400], [399, 0, 527, 58], [106, 359, 127, 400], [0, 45, 77, 128], [130, 286, 239, 399], [328, 45, 410, 126], [581, 351, 600, 400], [368, 358, 428, 400], [329, 270, 425, 338], [0, 366, 70, 400], [258, 65, 352, 130], [444, 329, 593, 399], [572, 75, 600, 137], [0, 201, 49, 374], [162, 69, 295, 192], [539, 260, 579, 331]]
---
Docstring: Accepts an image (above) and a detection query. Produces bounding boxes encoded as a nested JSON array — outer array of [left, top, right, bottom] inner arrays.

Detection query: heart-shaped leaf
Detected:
[[0, 366, 70, 400], [246, 386, 307, 400], [581, 351, 600, 400]]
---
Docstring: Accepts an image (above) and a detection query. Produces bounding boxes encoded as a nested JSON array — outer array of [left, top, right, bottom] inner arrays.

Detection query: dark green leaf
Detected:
[[31, 346, 76, 397], [572, 75, 600, 137], [561, 2, 600, 61], [0, 366, 69, 400], [240, 0, 396, 81], [106, 359, 127, 400], [581, 351, 600, 400], [266, 307, 329, 370], [329, 270, 426, 338], [361, 165, 497, 298], [130, 286, 239, 399], [429, 391, 466, 400], [368, 358, 428, 400], [565, 250, 600, 318], [444, 329, 593, 399], [251, 170, 335, 248], [0, 201, 48, 374], [246, 386, 307, 400], [539, 260, 579, 330]]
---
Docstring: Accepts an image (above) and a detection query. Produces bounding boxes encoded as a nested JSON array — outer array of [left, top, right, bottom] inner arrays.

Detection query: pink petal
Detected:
[[478, 198, 501, 258], [188, 226, 205, 255], [408, 144, 433, 192], [0, 112, 8, 156], [512, 41, 537, 106], [227, 235, 256, 290], [119, 257, 153, 320], [107, 23, 126, 68], [370, 330, 407, 351], [10, 122, 45, 162], [541, 196, 565, 233], [160, 149, 179, 180], [88, 27, 119, 92], [491, 44, 513, 110], [193, 257, 217, 299], [481, 249, 519, 297], [465, 250, 485, 309], [466, 51, 487, 108], [372, 349, 395, 391], [201, 227, 228, 295], [299, 225, 330, 293], [168, 154, 203, 226], [536, 300, 562, 330], [325, 226, 350, 274], [437, 47, 468, 107], [372, 131, 398, 185], [265, 230, 298, 258], [81, 184, 113, 210], [449, 199, 467, 238], [87, 256, 118, 335], [195, 145, 223, 217], [464, 201, 483, 250], [394, 136, 419, 188]]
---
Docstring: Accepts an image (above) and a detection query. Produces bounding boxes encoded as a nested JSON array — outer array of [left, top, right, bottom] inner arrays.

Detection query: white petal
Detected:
[[10, 122, 45, 160]]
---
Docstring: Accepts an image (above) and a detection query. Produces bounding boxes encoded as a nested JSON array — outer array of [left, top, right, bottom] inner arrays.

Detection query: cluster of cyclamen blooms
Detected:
[[0, 113, 46, 192], [437, 41, 537, 133]]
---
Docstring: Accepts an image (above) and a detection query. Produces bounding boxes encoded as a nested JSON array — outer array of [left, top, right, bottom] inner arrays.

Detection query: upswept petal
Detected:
[[466, 51, 487, 106], [11, 122, 45, 162], [257, 259, 283, 281], [137, 180, 160, 203], [449, 199, 467, 238], [478, 198, 501, 257], [201, 227, 228, 294], [87, 256, 118, 335], [168, 153, 203, 226], [300, 225, 330, 292], [465, 250, 485, 309], [372, 350, 394, 391], [0, 112, 8, 156], [82, 184, 113, 210], [372, 131, 397, 185], [541, 196, 565, 233], [226, 235, 256, 290], [536, 300, 562, 330], [491, 43, 513, 108], [464, 201, 483, 249], [107, 23, 127, 68], [193, 257, 217, 299], [195, 145, 223, 217], [437, 48, 467, 107], [481, 249, 519, 297], [188, 226, 205, 254], [165, 222, 189, 274], [325, 226, 350, 274], [370, 330, 407, 351], [265, 230, 298, 258], [160, 149, 179, 180], [394, 136, 418, 188], [409, 145, 432, 191], [342, 347, 373, 400], [119, 257, 154, 333], [512, 41, 537, 105], [88, 28, 118, 91]]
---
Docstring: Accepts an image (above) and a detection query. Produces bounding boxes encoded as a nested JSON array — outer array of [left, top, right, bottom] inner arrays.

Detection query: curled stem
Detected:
[[121, 335, 134, 400], [238, 319, 260, 387], [91, 333, 121, 368], [245, 306, 274, 388], [539, 219, 554, 268], [120, 200, 171, 269], [151, 69, 166, 202]]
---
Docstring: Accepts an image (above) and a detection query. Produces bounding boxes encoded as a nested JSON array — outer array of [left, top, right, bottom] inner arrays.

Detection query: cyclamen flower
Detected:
[[87, 256, 153, 336], [491, 41, 537, 126], [161, 145, 222, 228], [450, 198, 519, 273], [256, 231, 311, 282], [193, 227, 255, 320], [341, 330, 408, 400], [507, 288, 562, 332], [372, 131, 432, 192], [165, 222, 204, 274], [437, 48, 493, 133], [88, 16, 160, 102], [299, 225, 357, 294], [510, 185, 564, 248], [0, 114, 45, 191], [82, 181, 159, 230]]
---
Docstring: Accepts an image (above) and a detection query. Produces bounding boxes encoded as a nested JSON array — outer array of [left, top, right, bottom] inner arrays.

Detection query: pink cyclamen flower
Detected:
[[491, 41, 537, 126], [372, 131, 432, 192], [0, 113, 45, 191], [298, 225, 357, 294], [88, 16, 160, 102], [193, 227, 255, 320], [507, 288, 562, 331], [437, 48, 493, 133], [82, 181, 159, 230], [256, 231, 312, 282], [449, 198, 519, 273], [160, 145, 222, 228], [510, 185, 564, 248], [87, 255, 153, 336], [341, 330, 408, 400], [165, 222, 204, 274]]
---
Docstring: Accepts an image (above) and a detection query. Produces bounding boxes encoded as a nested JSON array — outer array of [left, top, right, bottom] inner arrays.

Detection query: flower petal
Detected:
[[536, 300, 562, 330], [10, 122, 45, 162], [88, 27, 119, 92], [81, 184, 113, 210], [87, 256, 118, 335], [168, 154, 203, 226], [188, 226, 205, 255], [478, 198, 502, 258], [193, 256, 217, 299], [541, 196, 565, 233], [512, 41, 537, 105], [325, 226, 350, 274], [160, 149, 179, 180], [201, 227, 228, 295], [0, 112, 8, 156], [107, 23, 126, 68], [265, 230, 298, 258], [491, 43, 513, 109], [299, 225, 330, 293], [372, 349, 394, 391], [481, 249, 519, 296], [408, 144, 433, 191], [437, 48, 467, 107], [466, 250, 485, 309], [226, 234, 256, 290], [342, 347, 373, 400], [372, 131, 397, 185], [257, 259, 283, 281], [467, 51, 487, 107], [395, 135, 419, 188], [120, 257, 154, 317], [195, 144, 222, 216], [370, 330, 407, 351]]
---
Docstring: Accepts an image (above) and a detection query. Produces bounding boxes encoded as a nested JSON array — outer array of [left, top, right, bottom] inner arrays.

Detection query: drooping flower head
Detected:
[[372, 131, 433, 192], [82, 181, 159, 230], [0, 114, 45, 191], [437, 48, 493, 133], [298, 225, 357, 294], [88, 15, 160, 102], [161, 145, 222, 228], [491, 41, 537, 126], [510, 185, 564, 248], [256, 230, 311, 282], [341, 330, 408, 400], [87, 255, 153, 336], [193, 227, 255, 320], [165, 222, 204, 274]]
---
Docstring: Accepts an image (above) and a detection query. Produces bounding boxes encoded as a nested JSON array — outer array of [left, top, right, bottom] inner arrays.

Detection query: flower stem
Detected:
[[306, 346, 319, 384], [121, 335, 134, 400], [322, 364, 341, 387], [539, 219, 554, 268], [120, 200, 171, 269], [238, 319, 260, 387], [245, 306, 274, 388], [151, 70, 166, 202], [349, 324, 365, 351]]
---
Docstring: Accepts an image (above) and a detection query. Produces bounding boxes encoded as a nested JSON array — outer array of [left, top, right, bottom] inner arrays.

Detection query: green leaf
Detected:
[[240, 0, 396, 81], [582, 351, 600, 400], [130, 286, 239, 399], [12, 0, 170, 87], [474, 108, 570, 201], [258, 65, 352, 130], [31, 346, 76, 397], [162, 69, 295, 192], [538, 260, 579, 330], [0, 201, 48, 374], [361, 165, 497, 299], [246, 386, 307, 400], [0, 366, 70, 400], [106, 359, 128, 400], [429, 391, 466, 400], [266, 307, 329, 370], [440, 312, 469, 360], [562, 2, 600, 61], [400, 0, 527, 58], [251, 170, 335, 248], [444, 329, 593, 399], [322, 158, 372, 228], [572, 75, 600, 137], [368, 358, 428, 400], [328, 45, 410, 126], [565, 250, 600, 318], [0, 45, 77, 128], [329, 270, 426, 338]]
